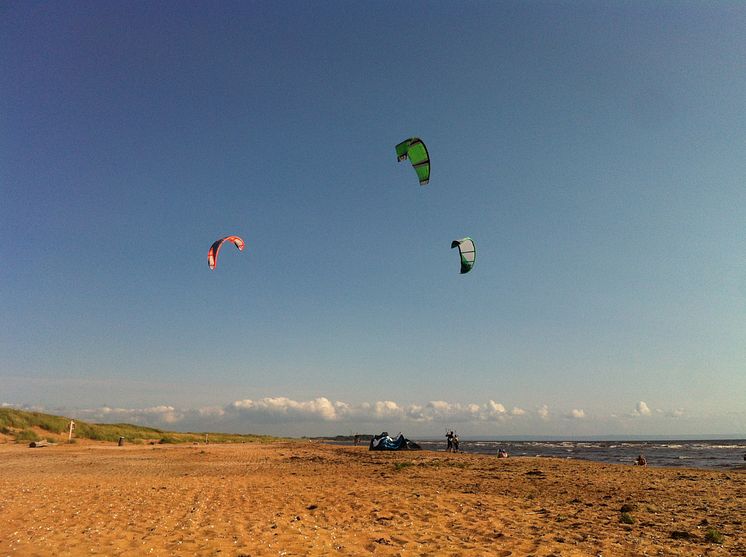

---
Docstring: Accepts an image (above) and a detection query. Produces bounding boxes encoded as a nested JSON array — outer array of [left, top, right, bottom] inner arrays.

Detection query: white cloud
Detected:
[[404, 404, 427, 421], [3, 397, 534, 427], [230, 397, 338, 421], [635, 401, 652, 416], [27, 397, 708, 434], [1, 402, 45, 412], [222, 397, 531, 425], [198, 406, 226, 417], [373, 400, 402, 418], [424, 401, 482, 422], [143, 405, 177, 415], [426, 400, 451, 412], [654, 407, 684, 418], [78, 405, 184, 424]]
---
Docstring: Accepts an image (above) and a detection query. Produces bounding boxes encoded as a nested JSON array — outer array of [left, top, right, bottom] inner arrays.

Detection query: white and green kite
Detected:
[[395, 137, 430, 185], [451, 238, 476, 274]]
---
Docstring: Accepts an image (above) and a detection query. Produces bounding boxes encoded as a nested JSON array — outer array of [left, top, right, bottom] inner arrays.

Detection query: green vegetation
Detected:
[[0, 409, 69, 434], [0, 408, 277, 445], [73, 421, 164, 443], [158, 436, 179, 444], [15, 428, 40, 442], [620, 512, 635, 524], [704, 528, 724, 544], [393, 461, 413, 471]]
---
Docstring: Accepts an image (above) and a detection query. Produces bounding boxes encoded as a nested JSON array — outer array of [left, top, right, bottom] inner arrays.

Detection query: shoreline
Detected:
[[321, 437, 746, 471]]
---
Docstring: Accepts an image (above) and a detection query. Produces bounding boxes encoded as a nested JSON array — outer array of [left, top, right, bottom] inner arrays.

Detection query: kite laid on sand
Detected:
[[369, 432, 421, 451], [451, 237, 476, 274], [395, 137, 430, 186], [208, 236, 245, 270]]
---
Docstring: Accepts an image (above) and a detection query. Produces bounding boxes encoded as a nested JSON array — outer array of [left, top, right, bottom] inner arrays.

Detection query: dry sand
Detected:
[[0, 441, 743, 556]]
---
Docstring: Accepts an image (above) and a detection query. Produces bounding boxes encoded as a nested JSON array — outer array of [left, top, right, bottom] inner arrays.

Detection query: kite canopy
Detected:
[[369, 432, 421, 451], [451, 237, 476, 274], [395, 137, 430, 185], [208, 235, 245, 270]]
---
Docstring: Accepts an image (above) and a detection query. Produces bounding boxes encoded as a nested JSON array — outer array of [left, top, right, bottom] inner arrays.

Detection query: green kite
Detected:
[[395, 137, 430, 185]]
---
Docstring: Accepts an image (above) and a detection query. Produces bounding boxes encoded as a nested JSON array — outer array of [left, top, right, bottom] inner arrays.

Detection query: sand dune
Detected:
[[0, 441, 743, 556]]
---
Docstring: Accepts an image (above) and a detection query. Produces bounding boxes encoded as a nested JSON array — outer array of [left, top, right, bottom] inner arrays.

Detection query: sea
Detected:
[[409, 439, 746, 470]]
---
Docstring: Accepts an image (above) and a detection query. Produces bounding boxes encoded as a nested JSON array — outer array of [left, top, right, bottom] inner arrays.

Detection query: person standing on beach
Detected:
[[446, 431, 454, 452], [452, 433, 460, 453]]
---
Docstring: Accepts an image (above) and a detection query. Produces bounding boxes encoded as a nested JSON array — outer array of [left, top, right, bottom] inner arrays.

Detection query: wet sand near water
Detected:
[[0, 442, 744, 556]]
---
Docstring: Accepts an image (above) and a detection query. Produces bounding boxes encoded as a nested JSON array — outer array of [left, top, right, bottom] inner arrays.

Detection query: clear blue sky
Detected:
[[2, 1, 745, 437]]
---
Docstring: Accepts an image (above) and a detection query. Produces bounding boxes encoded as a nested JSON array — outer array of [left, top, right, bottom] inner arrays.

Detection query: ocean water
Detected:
[[411, 439, 746, 470]]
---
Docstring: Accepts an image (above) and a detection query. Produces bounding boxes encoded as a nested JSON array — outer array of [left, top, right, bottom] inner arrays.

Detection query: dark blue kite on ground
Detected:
[[369, 432, 421, 451]]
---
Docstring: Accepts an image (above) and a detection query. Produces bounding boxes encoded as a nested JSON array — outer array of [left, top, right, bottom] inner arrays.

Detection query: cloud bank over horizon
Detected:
[[2, 397, 724, 438]]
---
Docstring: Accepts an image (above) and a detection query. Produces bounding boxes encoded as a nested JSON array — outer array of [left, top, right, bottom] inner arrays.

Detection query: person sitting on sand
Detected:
[[636, 454, 647, 466], [497, 448, 508, 458]]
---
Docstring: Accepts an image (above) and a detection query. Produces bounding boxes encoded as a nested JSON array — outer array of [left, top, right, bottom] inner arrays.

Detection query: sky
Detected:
[[2, 1, 745, 438]]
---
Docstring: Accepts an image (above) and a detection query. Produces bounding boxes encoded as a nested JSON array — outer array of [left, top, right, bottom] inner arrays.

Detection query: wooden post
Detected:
[[68, 420, 75, 442]]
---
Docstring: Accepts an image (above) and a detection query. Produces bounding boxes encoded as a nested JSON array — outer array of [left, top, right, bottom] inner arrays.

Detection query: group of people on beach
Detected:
[[445, 432, 511, 458], [445, 431, 460, 452]]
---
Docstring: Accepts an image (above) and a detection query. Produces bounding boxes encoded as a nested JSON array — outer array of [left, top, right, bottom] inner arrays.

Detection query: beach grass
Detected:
[[0, 408, 277, 445], [704, 528, 724, 544], [393, 461, 414, 471]]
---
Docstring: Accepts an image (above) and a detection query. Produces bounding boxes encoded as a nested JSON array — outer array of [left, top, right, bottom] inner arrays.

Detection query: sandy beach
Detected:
[[0, 441, 743, 556]]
